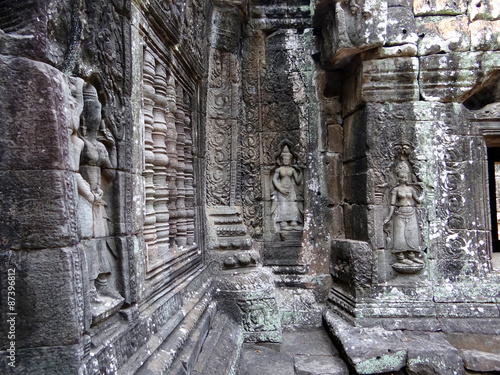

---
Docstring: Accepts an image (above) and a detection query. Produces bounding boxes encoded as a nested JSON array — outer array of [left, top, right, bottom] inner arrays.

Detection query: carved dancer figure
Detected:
[[79, 83, 119, 302], [271, 145, 303, 233], [66, 77, 92, 204], [384, 160, 424, 268]]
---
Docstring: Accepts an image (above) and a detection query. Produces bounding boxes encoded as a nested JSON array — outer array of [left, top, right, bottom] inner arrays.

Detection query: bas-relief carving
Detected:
[[271, 145, 304, 240], [237, 298, 280, 333], [75, 83, 123, 310], [206, 50, 239, 206], [384, 147, 426, 274]]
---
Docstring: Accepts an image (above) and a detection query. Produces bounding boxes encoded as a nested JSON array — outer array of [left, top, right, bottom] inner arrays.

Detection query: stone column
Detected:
[[152, 64, 170, 257], [142, 49, 158, 266], [165, 76, 178, 247], [175, 84, 188, 248]]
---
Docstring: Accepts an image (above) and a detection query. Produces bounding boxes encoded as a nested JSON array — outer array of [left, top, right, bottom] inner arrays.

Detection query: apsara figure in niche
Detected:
[[271, 145, 303, 238], [384, 159, 425, 273]]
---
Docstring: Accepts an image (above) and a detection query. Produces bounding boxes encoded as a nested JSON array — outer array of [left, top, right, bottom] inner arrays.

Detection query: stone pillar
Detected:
[[175, 84, 188, 248], [184, 93, 196, 247], [0, 57, 86, 374], [152, 64, 170, 257], [205, 3, 282, 342], [142, 49, 158, 267], [165, 76, 178, 248]]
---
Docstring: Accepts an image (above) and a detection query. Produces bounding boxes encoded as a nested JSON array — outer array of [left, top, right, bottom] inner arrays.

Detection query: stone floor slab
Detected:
[[237, 327, 347, 375], [237, 343, 295, 375], [294, 354, 349, 375], [324, 311, 407, 374], [282, 327, 340, 356], [444, 333, 500, 372]]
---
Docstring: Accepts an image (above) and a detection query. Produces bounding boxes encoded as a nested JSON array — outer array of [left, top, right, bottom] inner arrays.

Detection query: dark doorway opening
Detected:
[[487, 147, 500, 253]]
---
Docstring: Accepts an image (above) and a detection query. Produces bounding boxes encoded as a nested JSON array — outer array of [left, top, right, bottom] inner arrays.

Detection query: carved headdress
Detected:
[[280, 145, 292, 158], [83, 83, 99, 102], [395, 160, 411, 179]]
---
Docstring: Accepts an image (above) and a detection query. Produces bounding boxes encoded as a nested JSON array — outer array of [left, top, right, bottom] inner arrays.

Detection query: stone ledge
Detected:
[[324, 310, 475, 375]]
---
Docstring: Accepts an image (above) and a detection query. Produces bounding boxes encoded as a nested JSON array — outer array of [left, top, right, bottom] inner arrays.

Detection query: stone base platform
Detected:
[[237, 327, 348, 375], [324, 310, 500, 375]]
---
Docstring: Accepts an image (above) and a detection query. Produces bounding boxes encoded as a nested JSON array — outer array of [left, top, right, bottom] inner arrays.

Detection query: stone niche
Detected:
[[240, 28, 311, 275], [328, 101, 500, 331]]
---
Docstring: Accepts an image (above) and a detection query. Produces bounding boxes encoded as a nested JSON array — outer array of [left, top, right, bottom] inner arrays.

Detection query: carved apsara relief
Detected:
[[384, 152, 426, 274], [71, 83, 124, 318], [271, 145, 304, 240]]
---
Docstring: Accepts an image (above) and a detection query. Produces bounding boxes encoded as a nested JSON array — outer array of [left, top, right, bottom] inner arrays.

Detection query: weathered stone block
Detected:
[[416, 16, 471, 55], [323, 206, 345, 239], [211, 7, 243, 53], [406, 332, 465, 375], [433, 279, 500, 303], [344, 159, 370, 205], [460, 350, 500, 372], [363, 57, 420, 103], [320, 0, 388, 68], [440, 318, 500, 334], [0, 170, 78, 250], [0, 247, 84, 349], [413, 0, 467, 16], [0, 55, 74, 171], [470, 20, 500, 51], [343, 57, 419, 114], [363, 43, 418, 60], [468, 0, 500, 22], [419, 52, 500, 102], [343, 107, 367, 162], [428, 259, 491, 283], [445, 333, 500, 372], [330, 239, 373, 289], [386, 6, 419, 46], [327, 124, 343, 153], [294, 355, 349, 375], [324, 311, 407, 374], [436, 302, 500, 319], [388, 0, 412, 7], [344, 204, 369, 241], [324, 153, 343, 205], [191, 312, 241, 375]]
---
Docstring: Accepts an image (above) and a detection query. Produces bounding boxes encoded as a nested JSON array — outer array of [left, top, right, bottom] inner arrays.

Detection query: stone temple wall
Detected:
[[0, 0, 212, 373], [315, 0, 500, 331], [0, 0, 499, 374]]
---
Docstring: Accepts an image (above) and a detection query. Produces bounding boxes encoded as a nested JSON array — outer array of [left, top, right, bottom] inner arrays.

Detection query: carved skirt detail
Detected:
[[391, 206, 420, 252], [273, 189, 302, 224]]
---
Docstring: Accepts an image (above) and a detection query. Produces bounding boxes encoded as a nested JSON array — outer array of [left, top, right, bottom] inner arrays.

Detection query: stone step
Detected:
[[168, 302, 217, 375], [192, 311, 242, 375], [124, 282, 213, 375], [238, 327, 349, 375], [324, 310, 472, 375]]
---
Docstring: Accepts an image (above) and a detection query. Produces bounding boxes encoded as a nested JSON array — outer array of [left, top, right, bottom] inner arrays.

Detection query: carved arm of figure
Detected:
[[384, 188, 397, 225], [77, 174, 95, 204], [293, 166, 302, 186], [98, 120, 117, 181], [412, 187, 425, 204]]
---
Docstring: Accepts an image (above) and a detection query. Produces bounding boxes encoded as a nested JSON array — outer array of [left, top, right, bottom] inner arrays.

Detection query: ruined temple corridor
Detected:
[[1, 0, 500, 374]]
